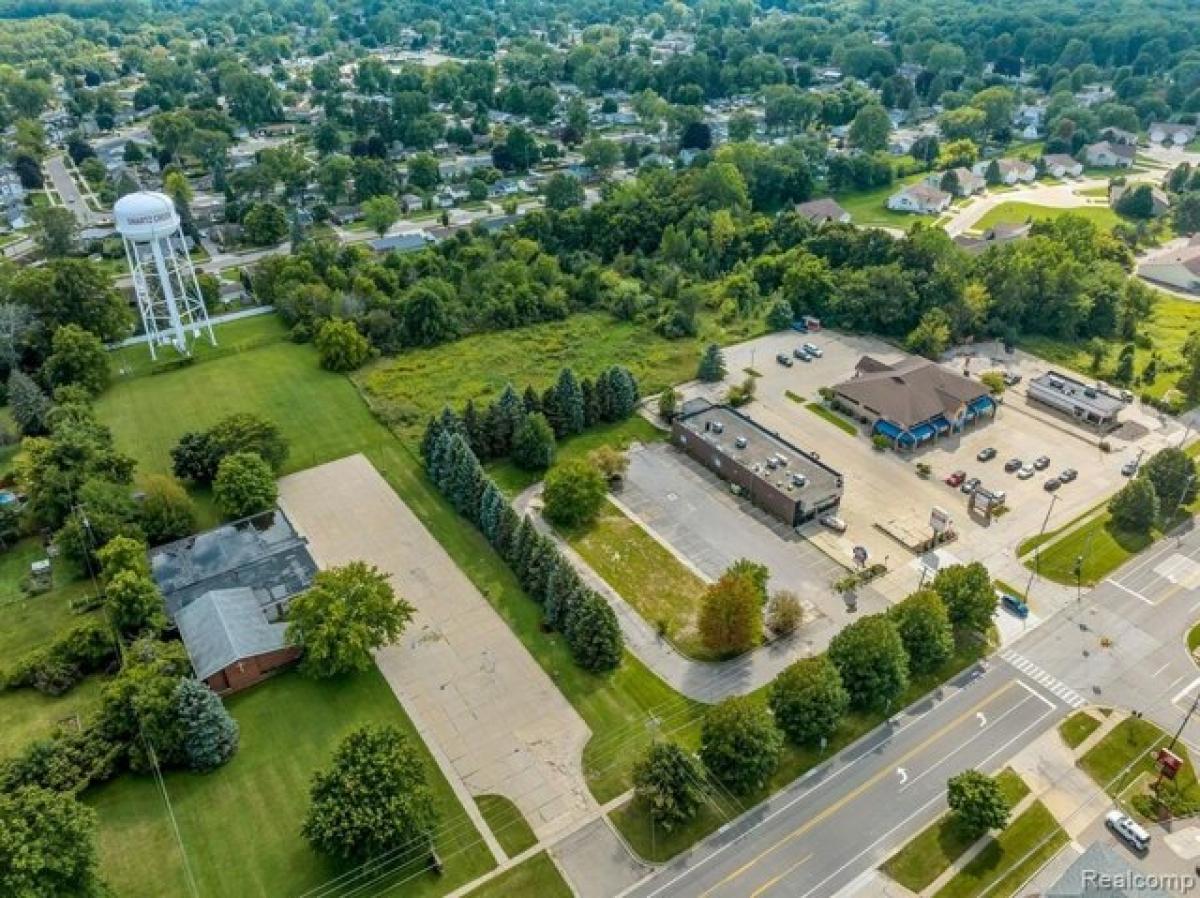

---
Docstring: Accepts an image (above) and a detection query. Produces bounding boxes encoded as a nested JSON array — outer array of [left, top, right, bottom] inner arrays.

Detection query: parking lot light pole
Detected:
[[1023, 493, 1060, 601], [1074, 555, 1083, 602]]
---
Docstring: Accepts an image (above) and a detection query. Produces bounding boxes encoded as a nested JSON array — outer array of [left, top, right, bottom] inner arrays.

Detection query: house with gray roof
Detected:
[[1045, 841, 1168, 898], [175, 588, 300, 694], [794, 198, 851, 225]]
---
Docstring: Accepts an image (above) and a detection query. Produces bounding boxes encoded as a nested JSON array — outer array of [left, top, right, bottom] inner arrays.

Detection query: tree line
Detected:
[[421, 412, 624, 674]]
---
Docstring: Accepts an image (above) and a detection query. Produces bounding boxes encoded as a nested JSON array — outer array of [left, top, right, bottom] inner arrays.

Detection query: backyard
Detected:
[[88, 669, 496, 898], [971, 201, 1124, 234]]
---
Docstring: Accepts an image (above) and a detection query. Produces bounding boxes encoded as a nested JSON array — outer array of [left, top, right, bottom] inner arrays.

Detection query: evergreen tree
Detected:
[[494, 504, 520, 559], [554, 368, 586, 437], [512, 413, 556, 470], [461, 400, 484, 458], [8, 369, 51, 436], [175, 678, 240, 771], [510, 516, 537, 578], [608, 366, 640, 419], [522, 385, 541, 414], [580, 377, 599, 428], [593, 368, 615, 423], [565, 590, 623, 672], [697, 343, 727, 382], [477, 481, 504, 543]]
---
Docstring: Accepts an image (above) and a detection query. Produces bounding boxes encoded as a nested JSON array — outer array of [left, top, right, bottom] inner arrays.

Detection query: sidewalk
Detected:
[[515, 487, 853, 702]]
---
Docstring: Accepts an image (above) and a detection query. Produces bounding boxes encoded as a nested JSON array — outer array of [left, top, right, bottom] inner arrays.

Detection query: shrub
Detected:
[[632, 741, 705, 831], [766, 590, 803, 636], [542, 459, 607, 527], [138, 475, 196, 545], [212, 451, 277, 518], [315, 318, 372, 372]]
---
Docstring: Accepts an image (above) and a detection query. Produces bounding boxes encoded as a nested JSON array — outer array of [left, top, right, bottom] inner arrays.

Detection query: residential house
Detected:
[[1139, 237, 1200, 292], [369, 230, 437, 254], [886, 183, 951, 215], [1110, 183, 1170, 217], [794, 198, 851, 225], [1099, 126, 1138, 146], [1041, 154, 1083, 178], [1149, 122, 1197, 145], [1084, 141, 1136, 168], [953, 222, 1031, 255], [972, 158, 1036, 185], [930, 167, 985, 196], [399, 193, 425, 214]]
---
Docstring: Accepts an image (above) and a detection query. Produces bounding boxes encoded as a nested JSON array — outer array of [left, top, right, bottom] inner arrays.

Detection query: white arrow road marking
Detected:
[[896, 767, 908, 786], [977, 712, 987, 728]]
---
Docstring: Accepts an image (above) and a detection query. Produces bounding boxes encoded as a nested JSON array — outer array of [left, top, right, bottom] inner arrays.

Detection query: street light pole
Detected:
[[1023, 492, 1060, 601]]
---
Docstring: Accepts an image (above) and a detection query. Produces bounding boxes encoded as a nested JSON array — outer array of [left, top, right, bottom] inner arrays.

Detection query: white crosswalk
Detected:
[[1000, 649, 1088, 709]]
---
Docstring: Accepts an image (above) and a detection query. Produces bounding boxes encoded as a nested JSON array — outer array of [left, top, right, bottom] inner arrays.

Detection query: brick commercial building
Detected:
[[671, 399, 843, 526], [150, 508, 317, 694]]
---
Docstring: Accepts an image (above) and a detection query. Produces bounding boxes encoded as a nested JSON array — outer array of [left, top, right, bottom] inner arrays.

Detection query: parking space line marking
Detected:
[[1104, 577, 1156, 605], [1173, 677, 1200, 705], [1153, 662, 1171, 678]]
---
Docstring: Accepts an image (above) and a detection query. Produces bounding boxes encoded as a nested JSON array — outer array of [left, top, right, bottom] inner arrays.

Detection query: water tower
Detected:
[[114, 191, 216, 359]]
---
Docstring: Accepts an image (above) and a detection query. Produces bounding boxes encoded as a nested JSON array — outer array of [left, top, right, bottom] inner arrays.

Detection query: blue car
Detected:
[[998, 592, 1029, 619]]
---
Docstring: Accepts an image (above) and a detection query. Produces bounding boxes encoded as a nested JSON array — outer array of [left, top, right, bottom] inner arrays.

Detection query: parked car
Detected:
[[1059, 468, 1078, 482], [1033, 455, 1051, 470], [776, 352, 793, 367], [998, 591, 1029, 619], [976, 447, 997, 462], [945, 470, 967, 487], [820, 514, 847, 533], [803, 342, 823, 357], [1017, 465, 1035, 479], [1121, 460, 1139, 477], [1003, 372, 1022, 386], [793, 347, 811, 361], [961, 476, 981, 494], [1004, 458, 1022, 473], [1105, 810, 1150, 852], [1044, 476, 1062, 491]]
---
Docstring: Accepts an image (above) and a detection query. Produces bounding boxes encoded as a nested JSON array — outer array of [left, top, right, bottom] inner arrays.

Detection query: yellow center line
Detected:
[[699, 680, 1020, 898], [748, 853, 813, 898]]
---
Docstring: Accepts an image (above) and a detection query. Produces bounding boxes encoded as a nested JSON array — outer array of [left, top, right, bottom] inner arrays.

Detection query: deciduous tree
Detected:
[[542, 458, 607, 527], [699, 696, 782, 793], [828, 613, 909, 712], [698, 569, 763, 656], [212, 451, 277, 518], [769, 655, 848, 745], [633, 741, 705, 831], [287, 562, 414, 677], [947, 770, 1010, 837]]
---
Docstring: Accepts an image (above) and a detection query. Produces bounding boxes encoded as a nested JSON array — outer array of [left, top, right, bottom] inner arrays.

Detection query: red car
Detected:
[[945, 470, 966, 487]]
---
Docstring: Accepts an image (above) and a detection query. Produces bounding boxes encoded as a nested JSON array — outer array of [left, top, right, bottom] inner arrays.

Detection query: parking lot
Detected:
[[684, 328, 1186, 606], [619, 443, 887, 651]]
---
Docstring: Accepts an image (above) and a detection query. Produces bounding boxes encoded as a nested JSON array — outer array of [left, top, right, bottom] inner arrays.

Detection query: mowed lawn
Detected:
[[561, 498, 712, 659], [88, 669, 495, 898], [1023, 289, 1200, 403], [96, 314, 708, 812], [0, 538, 107, 760], [932, 800, 1067, 898], [972, 201, 1123, 233], [881, 769, 1029, 893], [354, 312, 761, 445]]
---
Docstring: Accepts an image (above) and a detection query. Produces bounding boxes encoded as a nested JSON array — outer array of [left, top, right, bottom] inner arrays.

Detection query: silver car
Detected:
[[1105, 810, 1149, 852]]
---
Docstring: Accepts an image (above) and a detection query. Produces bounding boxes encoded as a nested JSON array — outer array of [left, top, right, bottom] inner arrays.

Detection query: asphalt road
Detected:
[[627, 661, 1064, 898], [627, 520, 1200, 898], [44, 155, 102, 227]]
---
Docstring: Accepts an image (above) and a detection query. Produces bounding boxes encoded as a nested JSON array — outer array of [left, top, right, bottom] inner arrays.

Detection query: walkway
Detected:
[[515, 472, 888, 702], [279, 454, 596, 848]]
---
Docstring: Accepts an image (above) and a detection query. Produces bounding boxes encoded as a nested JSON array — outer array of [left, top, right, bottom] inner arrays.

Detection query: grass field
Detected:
[[1189, 621, 1200, 653], [932, 801, 1067, 898], [806, 401, 859, 436], [1058, 712, 1102, 750], [972, 202, 1123, 233], [831, 172, 926, 229], [613, 633, 991, 862], [0, 675, 108, 761], [475, 794, 537, 858], [1025, 510, 1154, 587], [1078, 716, 1167, 800], [88, 669, 496, 898], [463, 853, 571, 898], [1022, 289, 1200, 403], [356, 312, 765, 445], [487, 416, 666, 495], [561, 498, 713, 659], [97, 315, 708, 816], [881, 769, 1029, 893]]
